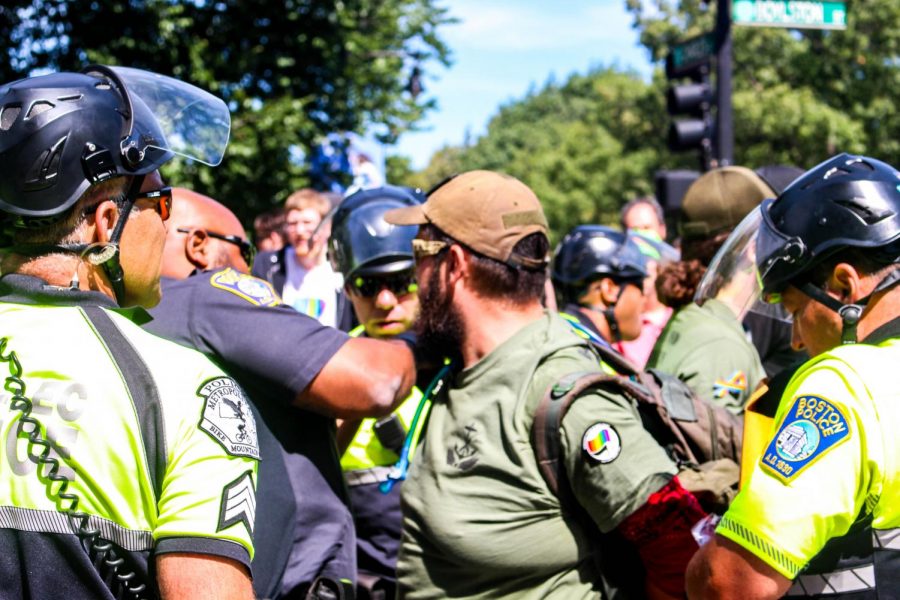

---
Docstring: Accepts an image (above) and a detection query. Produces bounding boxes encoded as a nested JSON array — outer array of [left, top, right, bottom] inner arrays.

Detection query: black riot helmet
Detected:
[[551, 225, 648, 304], [757, 154, 900, 295], [0, 65, 228, 221], [328, 185, 424, 281], [0, 65, 230, 301], [702, 153, 900, 345]]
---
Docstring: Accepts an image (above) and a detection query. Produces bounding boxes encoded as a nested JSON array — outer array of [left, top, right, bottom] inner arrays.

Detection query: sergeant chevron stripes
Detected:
[[218, 471, 256, 535]]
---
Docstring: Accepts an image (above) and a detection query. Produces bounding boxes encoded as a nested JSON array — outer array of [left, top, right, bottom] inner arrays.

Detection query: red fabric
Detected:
[[615, 477, 706, 597]]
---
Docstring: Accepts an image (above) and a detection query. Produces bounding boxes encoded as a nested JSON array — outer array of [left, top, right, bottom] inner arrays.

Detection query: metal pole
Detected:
[[716, 0, 733, 166]]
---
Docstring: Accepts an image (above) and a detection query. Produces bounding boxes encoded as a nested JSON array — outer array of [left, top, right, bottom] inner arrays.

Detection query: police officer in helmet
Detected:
[[551, 225, 648, 347], [0, 66, 257, 598], [687, 153, 900, 598], [330, 185, 427, 599]]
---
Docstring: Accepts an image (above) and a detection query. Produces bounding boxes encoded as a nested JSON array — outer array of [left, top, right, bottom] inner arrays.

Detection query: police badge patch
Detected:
[[760, 395, 850, 484], [210, 268, 281, 307], [198, 377, 260, 459]]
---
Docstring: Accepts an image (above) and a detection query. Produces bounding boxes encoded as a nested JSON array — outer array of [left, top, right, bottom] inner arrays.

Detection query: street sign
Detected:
[[666, 32, 716, 79], [733, 1, 847, 30]]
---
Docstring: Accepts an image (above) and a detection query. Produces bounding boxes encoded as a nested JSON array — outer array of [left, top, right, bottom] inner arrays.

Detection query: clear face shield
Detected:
[[694, 204, 791, 323], [110, 66, 231, 166]]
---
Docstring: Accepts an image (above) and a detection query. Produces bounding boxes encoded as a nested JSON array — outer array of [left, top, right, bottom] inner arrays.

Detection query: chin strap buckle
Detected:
[[838, 304, 863, 344]]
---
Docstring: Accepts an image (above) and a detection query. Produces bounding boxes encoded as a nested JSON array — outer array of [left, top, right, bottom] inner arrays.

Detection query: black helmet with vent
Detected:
[[328, 185, 424, 280], [0, 65, 230, 223], [551, 225, 647, 303], [757, 153, 900, 295]]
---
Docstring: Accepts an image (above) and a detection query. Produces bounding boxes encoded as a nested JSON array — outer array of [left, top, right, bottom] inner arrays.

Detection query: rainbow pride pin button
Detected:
[[581, 422, 621, 464]]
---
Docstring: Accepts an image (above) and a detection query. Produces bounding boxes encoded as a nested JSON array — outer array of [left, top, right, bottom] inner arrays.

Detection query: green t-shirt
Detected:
[[718, 337, 900, 582], [398, 312, 676, 599], [647, 298, 765, 414]]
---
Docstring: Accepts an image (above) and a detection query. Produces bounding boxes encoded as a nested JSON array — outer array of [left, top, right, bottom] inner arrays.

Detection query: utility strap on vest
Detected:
[[82, 306, 167, 500]]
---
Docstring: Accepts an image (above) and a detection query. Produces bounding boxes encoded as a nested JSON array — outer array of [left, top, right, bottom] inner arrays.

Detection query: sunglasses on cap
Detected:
[[411, 238, 449, 262], [176, 227, 257, 265], [350, 270, 418, 298], [134, 186, 173, 221]]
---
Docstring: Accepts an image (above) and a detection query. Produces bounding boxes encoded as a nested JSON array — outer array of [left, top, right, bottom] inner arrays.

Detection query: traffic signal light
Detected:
[[665, 35, 715, 168]]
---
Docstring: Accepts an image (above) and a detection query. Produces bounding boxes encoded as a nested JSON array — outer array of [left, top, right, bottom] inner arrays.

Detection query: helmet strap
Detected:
[[799, 267, 900, 345], [99, 175, 145, 305], [590, 283, 628, 344]]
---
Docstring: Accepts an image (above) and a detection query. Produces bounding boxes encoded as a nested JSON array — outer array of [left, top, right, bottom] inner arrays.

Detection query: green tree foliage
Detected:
[[413, 68, 671, 241], [408, 1, 897, 242], [0, 0, 453, 224]]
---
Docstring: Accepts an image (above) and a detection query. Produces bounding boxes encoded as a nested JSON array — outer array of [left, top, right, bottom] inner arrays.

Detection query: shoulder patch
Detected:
[[713, 370, 748, 399], [760, 395, 850, 484], [218, 470, 256, 535], [198, 377, 260, 459], [210, 268, 281, 307], [582, 422, 621, 464]]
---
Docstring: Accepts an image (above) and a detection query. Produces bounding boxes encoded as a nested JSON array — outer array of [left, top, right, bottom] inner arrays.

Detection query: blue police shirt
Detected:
[[144, 268, 353, 599]]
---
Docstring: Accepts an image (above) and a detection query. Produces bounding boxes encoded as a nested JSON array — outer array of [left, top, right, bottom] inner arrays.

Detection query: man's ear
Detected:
[[183, 229, 213, 270], [446, 243, 468, 286], [92, 201, 122, 244], [829, 263, 862, 302], [598, 277, 621, 306]]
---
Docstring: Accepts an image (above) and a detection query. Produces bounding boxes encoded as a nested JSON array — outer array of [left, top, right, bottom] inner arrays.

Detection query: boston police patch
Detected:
[[210, 268, 281, 307], [760, 395, 850, 484], [198, 377, 260, 459]]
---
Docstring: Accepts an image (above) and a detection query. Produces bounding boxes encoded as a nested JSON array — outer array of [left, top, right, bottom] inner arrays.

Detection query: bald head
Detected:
[[161, 187, 250, 279]]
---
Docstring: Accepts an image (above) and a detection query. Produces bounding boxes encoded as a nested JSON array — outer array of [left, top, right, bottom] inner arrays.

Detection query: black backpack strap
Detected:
[[82, 306, 167, 499], [532, 369, 644, 599], [535, 371, 610, 496]]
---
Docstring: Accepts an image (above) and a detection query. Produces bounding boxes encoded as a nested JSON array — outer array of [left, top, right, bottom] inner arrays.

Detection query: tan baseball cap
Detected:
[[384, 170, 550, 269], [679, 166, 776, 240]]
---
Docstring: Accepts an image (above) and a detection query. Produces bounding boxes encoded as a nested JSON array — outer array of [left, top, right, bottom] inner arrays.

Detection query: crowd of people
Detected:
[[0, 64, 897, 600]]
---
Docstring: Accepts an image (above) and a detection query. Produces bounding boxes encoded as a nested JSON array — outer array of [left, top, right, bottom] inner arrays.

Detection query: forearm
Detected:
[[686, 535, 791, 599], [297, 337, 415, 419], [157, 553, 253, 600]]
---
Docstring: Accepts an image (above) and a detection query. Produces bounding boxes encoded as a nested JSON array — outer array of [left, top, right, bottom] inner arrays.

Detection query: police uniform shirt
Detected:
[[399, 311, 677, 599], [718, 328, 900, 591], [0, 274, 258, 599], [145, 268, 353, 598]]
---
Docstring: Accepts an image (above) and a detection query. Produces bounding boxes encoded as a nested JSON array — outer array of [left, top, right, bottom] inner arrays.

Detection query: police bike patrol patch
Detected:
[[761, 395, 850, 484], [210, 268, 280, 307], [198, 377, 260, 459]]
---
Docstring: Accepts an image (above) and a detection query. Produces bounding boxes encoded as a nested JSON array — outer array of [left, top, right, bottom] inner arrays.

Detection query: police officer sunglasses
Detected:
[[134, 186, 173, 221], [176, 227, 257, 265], [350, 270, 418, 298]]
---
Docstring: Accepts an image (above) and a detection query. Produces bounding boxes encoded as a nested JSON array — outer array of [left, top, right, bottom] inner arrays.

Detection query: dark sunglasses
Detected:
[[134, 186, 173, 221], [350, 270, 418, 298], [177, 227, 257, 265]]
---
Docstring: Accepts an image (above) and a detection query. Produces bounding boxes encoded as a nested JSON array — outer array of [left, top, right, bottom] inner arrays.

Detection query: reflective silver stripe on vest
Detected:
[[874, 527, 900, 551], [344, 466, 394, 487], [787, 565, 875, 596], [0, 505, 153, 551]]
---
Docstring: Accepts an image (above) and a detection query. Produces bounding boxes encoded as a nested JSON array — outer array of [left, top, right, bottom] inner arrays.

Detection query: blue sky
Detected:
[[393, 1, 657, 169]]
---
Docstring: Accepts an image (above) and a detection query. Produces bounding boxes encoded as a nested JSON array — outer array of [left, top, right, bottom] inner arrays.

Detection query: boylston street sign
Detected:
[[732, 0, 848, 30]]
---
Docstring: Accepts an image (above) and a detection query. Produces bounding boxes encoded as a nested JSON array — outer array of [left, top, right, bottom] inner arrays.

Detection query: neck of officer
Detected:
[[857, 284, 900, 342], [6, 253, 117, 299], [577, 304, 613, 343], [456, 288, 546, 369]]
